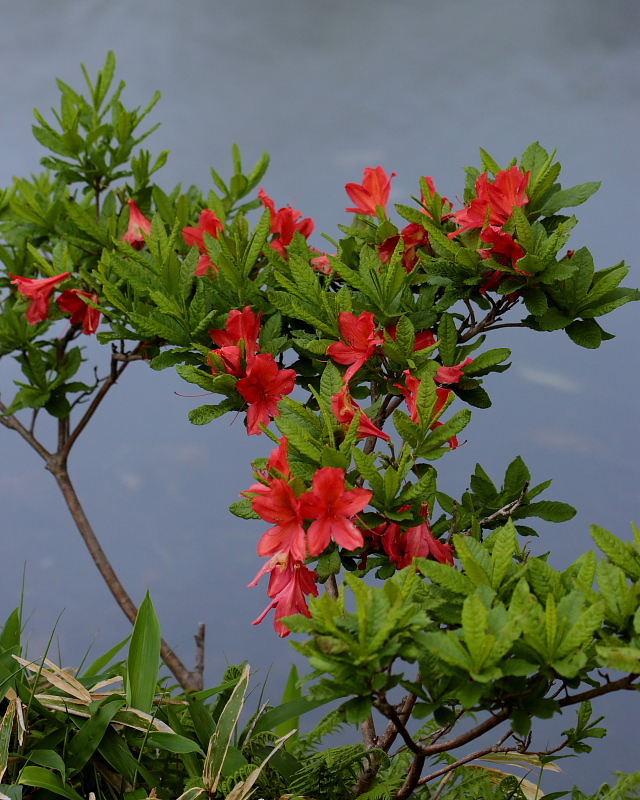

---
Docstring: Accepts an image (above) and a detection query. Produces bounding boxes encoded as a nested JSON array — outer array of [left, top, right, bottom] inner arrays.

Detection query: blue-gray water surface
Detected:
[[0, 0, 639, 792]]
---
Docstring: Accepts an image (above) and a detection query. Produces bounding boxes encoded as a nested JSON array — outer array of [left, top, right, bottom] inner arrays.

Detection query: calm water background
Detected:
[[0, 0, 639, 791]]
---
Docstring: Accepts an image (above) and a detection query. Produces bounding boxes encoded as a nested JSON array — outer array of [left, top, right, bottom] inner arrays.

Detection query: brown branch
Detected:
[[0, 400, 52, 462], [458, 296, 517, 343], [423, 708, 511, 757], [374, 697, 422, 754], [361, 715, 378, 750], [558, 674, 638, 707], [325, 574, 339, 600], [396, 753, 426, 800], [354, 691, 418, 795], [193, 623, 206, 692], [416, 730, 515, 788], [1, 345, 205, 693], [482, 322, 526, 333], [47, 462, 202, 693], [62, 346, 141, 457]]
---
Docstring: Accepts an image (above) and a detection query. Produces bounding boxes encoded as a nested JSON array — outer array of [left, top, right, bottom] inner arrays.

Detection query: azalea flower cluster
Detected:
[[369, 504, 454, 570], [245, 437, 371, 636], [345, 167, 454, 273], [451, 165, 531, 292], [345, 164, 531, 291], [208, 306, 296, 435], [10, 273, 101, 334], [245, 435, 455, 635], [326, 309, 471, 448]]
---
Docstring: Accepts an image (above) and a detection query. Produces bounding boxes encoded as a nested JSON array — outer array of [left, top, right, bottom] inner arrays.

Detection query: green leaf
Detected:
[[521, 288, 548, 316], [275, 665, 302, 747], [591, 524, 640, 579], [176, 364, 216, 392], [479, 147, 501, 176], [415, 559, 474, 595], [189, 400, 236, 425], [462, 348, 511, 377], [242, 209, 271, 272], [418, 408, 471, 455], [596, 645, 640, 673], [81, 635, 130, 678], [514, 501, 576, 523], [250, 696, 329, 738], [229, 498, 260, 520], [66, 696, 126, 776], [203, 665, 250, 794], [565, 318, 602, 349], [437, 312, 458, 366], [491, 521, 518, 589], [26, 751, 66, 778], [353, 448, 384, 498], [0, 700, 16, 781], [395, 204, 458, 256], [0, 608, 21, 652], [149, 348, 191, 371], [125, 592, 161, 714], [344, 696, 373, 724], [320, 362, 344, 408], [535, 307, 573, 331], [540, 182, 600, 216], [145, 732, 204, 754], [18, 767, 84, 800]]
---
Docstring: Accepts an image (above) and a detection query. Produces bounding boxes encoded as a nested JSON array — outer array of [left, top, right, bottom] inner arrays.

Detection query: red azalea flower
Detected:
[[435, 357, 473, 385], [252, 479, 307, 561], [478, 226, 526, 270], [264, 436, 292, 479], [210, 307, 262, 353], [386, 323, 436, 352], [479, 270, 505, 295], [208, 346, 244, 377], [242, 437, 292, 504], [250, 553, 319, 637], [379, 504, 454, 569], [379, 222, 429, 272], [208, 307, 262, 378], [236, 353, 296, 435], [259, 189, 314, 256], [450, 166, 531, 238], [10, 272, 71, 325], [345, 166, 396, 216], [395, 370, 451, 425], [310, 253, 334, 275], [121, 199, 152, 250], [56, 289, 101, 335], [299, 467, 371, 556], [326, 311, 384, 384], [331, 385, 390, 442], [183, 209, 224, 275]]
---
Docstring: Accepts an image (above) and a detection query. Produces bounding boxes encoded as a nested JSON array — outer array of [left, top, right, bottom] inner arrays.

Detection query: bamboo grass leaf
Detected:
[[125, 592, 161, 714]]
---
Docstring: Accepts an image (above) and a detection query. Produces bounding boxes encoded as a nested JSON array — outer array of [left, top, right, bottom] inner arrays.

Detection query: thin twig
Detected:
[[62, 345, 141, 457], [430, 770, 454, 800], [460, 482, 529, 536], [416, 730, 515, 787]]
